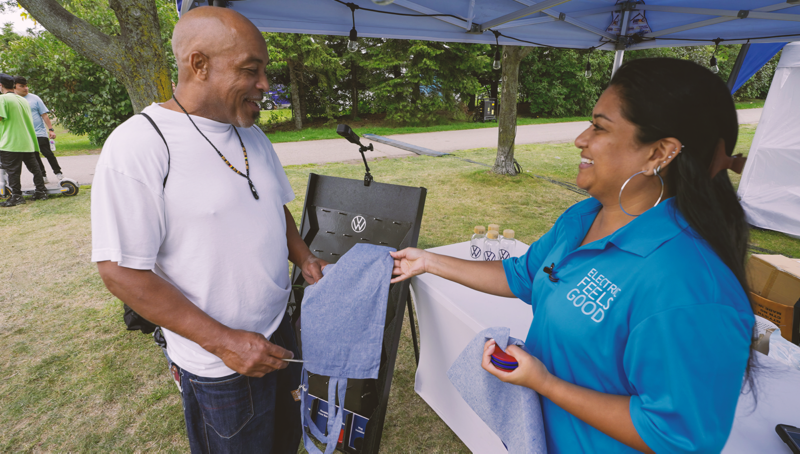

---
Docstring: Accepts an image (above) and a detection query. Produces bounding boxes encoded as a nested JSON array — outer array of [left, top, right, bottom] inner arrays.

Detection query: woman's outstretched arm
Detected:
[[390, 248, 515, 298]]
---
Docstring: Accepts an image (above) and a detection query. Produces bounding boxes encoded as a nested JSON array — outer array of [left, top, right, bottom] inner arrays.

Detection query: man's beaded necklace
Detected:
[[172, 95, 259, 200]]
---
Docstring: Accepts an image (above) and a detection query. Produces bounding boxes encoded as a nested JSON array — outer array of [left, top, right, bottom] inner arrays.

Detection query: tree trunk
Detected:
[[298, 55, 308, 122], [412, 83, 421, 103], [18, 0, 171, 113], [493, 45, 533, 175], [299, 81, 308, 121], [350, 58, 359, 120], [288, 59, 303, 130]]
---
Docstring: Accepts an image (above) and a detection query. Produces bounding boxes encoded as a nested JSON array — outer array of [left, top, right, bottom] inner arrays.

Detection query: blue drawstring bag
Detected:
[[447, 327, 547, 453], [299, 243, 396, 454]]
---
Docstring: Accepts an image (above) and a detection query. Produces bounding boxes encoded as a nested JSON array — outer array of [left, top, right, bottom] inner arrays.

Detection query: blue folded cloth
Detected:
[[447, 327, 547, 453], [299, 243, 396, 454]]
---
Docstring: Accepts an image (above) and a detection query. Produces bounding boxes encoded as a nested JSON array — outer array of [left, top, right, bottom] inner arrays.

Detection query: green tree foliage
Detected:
[[517, 44, 779, 119], [626, 44, 778, 100], [360, 39, 488, 124], [265, 33, 345, 129], [518, 48, 614, 118], [325, 36, 385, 119], [264, 34, 489, 126], [0, 22, 21, 51], [0, 0, 177, 145], [3, 33, 132, 146]]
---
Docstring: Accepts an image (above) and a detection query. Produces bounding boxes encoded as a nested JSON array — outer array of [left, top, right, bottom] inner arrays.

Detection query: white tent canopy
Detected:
[[738, 42, 800, 238]]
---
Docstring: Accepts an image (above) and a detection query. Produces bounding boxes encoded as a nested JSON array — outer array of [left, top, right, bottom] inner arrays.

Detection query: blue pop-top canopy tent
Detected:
[[178, 0, 800, 86], [728, 42, 787, 94], [181, 1, 800, 62]]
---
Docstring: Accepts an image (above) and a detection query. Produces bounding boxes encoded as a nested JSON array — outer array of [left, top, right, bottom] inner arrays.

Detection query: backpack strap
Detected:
[[122, 112, 170, 342], [138, 112, 170, 188]]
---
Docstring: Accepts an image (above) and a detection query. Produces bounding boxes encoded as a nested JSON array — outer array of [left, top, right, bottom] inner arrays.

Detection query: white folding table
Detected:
[[410, 241, 800, 453]]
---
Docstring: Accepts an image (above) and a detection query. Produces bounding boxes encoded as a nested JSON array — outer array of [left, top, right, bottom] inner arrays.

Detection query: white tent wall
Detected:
[[737, 42, 800, 238]]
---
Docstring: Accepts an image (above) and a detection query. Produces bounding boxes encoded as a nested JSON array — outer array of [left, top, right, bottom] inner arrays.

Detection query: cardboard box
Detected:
[[748, 254, 800, 343]]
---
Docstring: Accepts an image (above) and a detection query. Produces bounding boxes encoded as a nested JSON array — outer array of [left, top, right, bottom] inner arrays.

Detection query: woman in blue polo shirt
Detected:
[[391, 58, 754, 454]]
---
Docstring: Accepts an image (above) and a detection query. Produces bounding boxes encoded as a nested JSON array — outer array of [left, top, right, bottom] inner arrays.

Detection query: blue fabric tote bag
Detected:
[[299, 243, 396, 454]]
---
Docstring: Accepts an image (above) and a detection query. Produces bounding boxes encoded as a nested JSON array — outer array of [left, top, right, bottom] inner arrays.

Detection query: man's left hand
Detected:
[[48, 131, 56, 139], [301, 254, 328, 284]]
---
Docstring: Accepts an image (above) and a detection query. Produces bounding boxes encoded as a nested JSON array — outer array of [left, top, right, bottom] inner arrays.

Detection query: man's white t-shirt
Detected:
[[91, 103, 295, 377]]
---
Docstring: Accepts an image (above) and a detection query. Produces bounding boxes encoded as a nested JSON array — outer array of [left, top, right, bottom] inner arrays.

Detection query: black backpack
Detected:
[[121, 112, 169, 341]]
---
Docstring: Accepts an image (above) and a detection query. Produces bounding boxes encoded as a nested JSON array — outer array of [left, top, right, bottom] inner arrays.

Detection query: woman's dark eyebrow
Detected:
[[592, 113, 613, 122]]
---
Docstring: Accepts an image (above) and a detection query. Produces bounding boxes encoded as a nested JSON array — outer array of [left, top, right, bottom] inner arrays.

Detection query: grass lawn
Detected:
[[1, 125, 797, 452], [52, 125, 99, 157], [734, 98, 766, 110]]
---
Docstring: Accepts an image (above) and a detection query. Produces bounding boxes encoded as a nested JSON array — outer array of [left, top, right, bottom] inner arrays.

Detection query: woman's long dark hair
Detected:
[[609, 58, 755, 395]]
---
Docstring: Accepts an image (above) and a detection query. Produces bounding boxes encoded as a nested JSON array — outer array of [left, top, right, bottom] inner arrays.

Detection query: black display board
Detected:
[[288, 173, 426, 453]]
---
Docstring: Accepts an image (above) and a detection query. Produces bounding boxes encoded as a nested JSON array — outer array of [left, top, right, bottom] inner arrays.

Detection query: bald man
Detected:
[[91, 7, 326, 453]]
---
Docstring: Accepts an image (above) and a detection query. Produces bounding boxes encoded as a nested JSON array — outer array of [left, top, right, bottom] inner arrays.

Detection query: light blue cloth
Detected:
[[299, 243, 395, 454], [447, 327, 547, 454], [502, 197, 754, 453], [23, 93, 49, 137]]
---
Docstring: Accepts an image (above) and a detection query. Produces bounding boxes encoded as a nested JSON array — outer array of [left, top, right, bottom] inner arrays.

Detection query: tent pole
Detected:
[[726, 43, 751, 94], [611, 7, 630, 79], [611, 50, 625, 78]]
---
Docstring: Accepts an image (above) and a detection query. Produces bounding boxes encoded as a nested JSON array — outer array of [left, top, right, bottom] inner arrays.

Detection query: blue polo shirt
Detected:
[[503, 197, 753, 454]]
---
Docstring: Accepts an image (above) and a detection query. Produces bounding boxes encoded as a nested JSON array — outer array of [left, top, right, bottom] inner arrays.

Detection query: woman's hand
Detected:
[[390, 248, 429, 283], [482, 339, 554, 395]]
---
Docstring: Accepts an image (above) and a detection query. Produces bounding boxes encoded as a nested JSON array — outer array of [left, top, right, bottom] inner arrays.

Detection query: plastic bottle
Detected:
[[50, 139, 56, 152], [499, 229, 516, 260], [483, 230, 500, 261], [470, 226, 486, 260]]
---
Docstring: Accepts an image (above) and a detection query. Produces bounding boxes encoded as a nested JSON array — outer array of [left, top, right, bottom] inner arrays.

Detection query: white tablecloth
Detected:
[[411, 241, 800, 453]]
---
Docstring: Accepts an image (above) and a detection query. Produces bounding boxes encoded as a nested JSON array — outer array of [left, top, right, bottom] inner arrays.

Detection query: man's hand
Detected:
[[48, 130, 56, 139], [97, 262, 293, 378], [285, 205, 328, 284], [301, 254, 327, 284], [212, 329, 294, 377]]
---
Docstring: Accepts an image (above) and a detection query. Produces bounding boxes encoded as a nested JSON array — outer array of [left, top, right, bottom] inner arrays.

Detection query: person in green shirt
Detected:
[[0, 73, 47, 207]]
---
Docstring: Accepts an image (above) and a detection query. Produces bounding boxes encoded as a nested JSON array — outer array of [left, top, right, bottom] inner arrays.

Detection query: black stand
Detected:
[[288, 173, 426, 453], [359, 143, 374, 186], [337, 123, 374, 186]]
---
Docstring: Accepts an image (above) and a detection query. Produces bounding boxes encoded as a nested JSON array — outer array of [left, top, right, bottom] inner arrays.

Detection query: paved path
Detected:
[[20, 108, 763, 189]]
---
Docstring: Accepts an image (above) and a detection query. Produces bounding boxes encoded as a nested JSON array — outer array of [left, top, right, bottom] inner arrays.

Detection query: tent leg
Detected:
[[407, 292, 420, 366], [611, 50, 625, 78], [726, 43, 751, 94]]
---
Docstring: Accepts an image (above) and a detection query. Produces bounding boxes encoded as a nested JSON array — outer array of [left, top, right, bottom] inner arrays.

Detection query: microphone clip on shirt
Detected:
[[543, 262, 559, 282]]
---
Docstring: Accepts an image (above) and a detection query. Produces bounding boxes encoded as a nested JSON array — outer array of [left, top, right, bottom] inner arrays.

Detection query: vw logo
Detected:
[[351, 215, 367, 233], [484, 251, 496, 261], [500, 249, 510, 260], [470, 245, 482, 259]]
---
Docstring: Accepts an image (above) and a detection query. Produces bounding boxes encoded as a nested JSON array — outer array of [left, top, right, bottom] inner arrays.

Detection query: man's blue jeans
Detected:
[[167, 313, 302, 454]]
